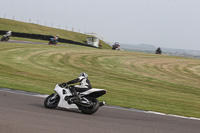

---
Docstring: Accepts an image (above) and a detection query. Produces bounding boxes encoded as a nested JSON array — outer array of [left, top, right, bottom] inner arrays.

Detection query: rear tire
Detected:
[[44, 93, 60, 109], [78, 98, 100, 115]]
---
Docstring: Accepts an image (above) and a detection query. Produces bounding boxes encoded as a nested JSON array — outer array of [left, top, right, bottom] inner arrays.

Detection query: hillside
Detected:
[[0, 18, 111, 49], [0, 42, 200, 118]]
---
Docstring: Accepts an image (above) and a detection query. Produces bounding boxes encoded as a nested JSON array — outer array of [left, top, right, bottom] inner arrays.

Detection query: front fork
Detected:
[[51, 93, 58, 100]]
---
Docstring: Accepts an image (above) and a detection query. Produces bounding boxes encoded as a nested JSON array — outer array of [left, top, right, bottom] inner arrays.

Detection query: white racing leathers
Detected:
[[74, 76, 92, 91]]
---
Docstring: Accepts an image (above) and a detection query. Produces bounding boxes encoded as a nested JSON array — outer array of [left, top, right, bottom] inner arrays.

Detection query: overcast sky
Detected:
[[0, 0, 200, 50]]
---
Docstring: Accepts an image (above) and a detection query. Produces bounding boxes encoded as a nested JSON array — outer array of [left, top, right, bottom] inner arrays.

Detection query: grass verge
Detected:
[[0, 41, 200, 118]]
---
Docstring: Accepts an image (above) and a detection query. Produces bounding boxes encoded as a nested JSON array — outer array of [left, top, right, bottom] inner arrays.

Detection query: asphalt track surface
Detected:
[[3, 40, 48, 45], [1, 40, 77, 47], [0, 89, 200, 133]]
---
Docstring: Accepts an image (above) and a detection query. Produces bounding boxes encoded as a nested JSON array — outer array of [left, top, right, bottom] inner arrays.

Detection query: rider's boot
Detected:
[[69, 87, 80, 102], [72, 92, 79, 102]]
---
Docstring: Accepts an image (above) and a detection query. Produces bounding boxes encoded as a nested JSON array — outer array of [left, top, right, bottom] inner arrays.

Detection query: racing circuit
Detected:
[[0, 88, 200, 133]]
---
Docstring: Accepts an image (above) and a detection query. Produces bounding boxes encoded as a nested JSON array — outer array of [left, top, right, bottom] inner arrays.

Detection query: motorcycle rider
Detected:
[[53, 35, 58, 44], [2, 31, 12, 41], [155, 47, 162, 54], [6, 31, 12, 37], [59, 72, 92, 102], [49, 35, 59, 45], [54, 35, 58, 41], [112, 41, 120, 50]]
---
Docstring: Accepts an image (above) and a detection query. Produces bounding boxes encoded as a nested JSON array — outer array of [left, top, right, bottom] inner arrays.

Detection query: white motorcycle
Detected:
[[44, 84, 106, 114]]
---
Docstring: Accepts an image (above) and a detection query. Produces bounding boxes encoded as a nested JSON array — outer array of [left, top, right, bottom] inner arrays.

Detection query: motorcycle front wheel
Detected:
[[1, 37, 4, 41], [44, 93, 60, 109], [78, 98, 100, 115]]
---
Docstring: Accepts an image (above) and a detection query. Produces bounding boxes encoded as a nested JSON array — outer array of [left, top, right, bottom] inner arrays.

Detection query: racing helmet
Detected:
[[79, 72, 88, 78]]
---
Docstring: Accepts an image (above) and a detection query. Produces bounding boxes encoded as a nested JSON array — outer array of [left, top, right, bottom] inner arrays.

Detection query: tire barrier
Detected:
[[0, 30, 87, 46]]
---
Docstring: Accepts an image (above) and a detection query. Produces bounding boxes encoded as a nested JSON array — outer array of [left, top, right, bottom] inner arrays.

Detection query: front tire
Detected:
[[44, 93, 60, 109], [78, 98, 100, 115], [1, 37, 4, 41]]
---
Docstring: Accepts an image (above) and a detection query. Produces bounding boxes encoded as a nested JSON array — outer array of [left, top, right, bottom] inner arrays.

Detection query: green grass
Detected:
[[0, 42, 200, 118]]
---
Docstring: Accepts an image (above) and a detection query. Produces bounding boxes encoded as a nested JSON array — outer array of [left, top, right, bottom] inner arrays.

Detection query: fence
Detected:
[[0, 30, 86, 46]]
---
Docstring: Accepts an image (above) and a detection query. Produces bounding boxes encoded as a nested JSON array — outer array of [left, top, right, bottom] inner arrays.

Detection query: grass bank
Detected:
[[0, 42, 200, 118], [0, 18, 111, 49]]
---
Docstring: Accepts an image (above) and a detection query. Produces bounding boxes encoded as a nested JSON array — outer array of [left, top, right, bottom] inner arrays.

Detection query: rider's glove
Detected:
[[59, 82, 67, 87], [70, 85, 74, 88]]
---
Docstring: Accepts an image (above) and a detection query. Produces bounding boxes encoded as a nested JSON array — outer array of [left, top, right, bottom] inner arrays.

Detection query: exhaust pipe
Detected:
[[99, 101, 106, 107]]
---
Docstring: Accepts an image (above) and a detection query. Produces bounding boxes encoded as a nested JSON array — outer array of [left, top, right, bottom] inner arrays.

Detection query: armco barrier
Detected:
[[0, 30, 87, 46]]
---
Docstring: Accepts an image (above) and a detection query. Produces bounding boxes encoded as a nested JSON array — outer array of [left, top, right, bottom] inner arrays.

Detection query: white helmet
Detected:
[[79, 72, 88, 78]]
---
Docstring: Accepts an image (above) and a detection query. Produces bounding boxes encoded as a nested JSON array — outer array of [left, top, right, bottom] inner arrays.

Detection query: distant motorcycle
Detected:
[[49, 38, 58, 45], [44, 84, 106, 114], [155, 47, 162, 54], [112, 44, 120, 50], [1, 35, 9, 42]]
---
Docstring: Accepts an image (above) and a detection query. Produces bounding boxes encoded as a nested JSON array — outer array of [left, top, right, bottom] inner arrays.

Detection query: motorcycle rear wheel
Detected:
[[44, 93, 60, 109], [78, 98, 100, 115]]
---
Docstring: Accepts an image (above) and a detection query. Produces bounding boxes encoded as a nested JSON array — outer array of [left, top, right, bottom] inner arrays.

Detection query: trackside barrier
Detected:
[[0, 30, 90, 47]]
